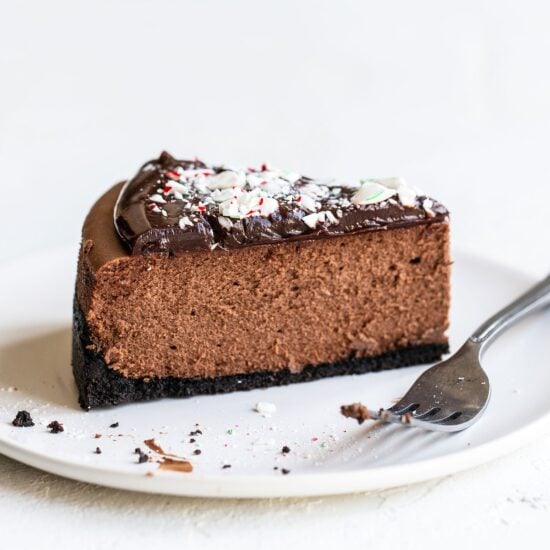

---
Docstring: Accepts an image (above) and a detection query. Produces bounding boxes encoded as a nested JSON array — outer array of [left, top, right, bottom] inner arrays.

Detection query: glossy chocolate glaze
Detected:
[[115, 152, 448, 255]]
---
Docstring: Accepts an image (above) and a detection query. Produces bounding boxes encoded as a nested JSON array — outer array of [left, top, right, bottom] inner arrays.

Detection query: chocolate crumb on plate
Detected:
[[340, 402, 371, 424], [47, 420, 64, 433], [222, 464, 231, 469], [189, 429, 202, 436], [12, 410, 34, 427], [158, 457, 193, 473], [281, 445, 291, 454], [109, 422, 119, 428], [134, 448, 149, 464], [94, 447, 102, 454], [281, 468, 291, 475], [138, 452, 148, 464], [143, 438, 181, 458], [189, 438, 196, 443], [193, 449, 202, 455]]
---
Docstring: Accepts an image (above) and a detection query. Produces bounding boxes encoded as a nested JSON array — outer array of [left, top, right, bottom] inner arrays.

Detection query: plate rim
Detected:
[[0, 407, 549, 498], [0, 245, 547, 498]]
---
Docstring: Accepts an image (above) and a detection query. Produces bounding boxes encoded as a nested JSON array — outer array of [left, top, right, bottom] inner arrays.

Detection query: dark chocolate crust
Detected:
[[72, 302, 448, 410]]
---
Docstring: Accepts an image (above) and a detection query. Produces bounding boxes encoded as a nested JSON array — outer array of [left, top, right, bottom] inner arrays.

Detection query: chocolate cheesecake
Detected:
[[73, 152, 451, 409]]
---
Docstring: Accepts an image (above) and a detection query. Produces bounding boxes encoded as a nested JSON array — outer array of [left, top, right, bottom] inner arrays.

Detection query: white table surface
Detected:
[[1, 1, 549, 548]]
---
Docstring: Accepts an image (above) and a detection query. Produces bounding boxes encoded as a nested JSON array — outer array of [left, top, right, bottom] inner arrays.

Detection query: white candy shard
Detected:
[[246, 173, 264, 188], [351, 181, 397, 205], [164, 181, 190, 196], [254, 402, 277, 416], [262, 178, 289, 194], [370, 177, 417, 207], [280, 171, 301, 184], [178, 216, 193, 228], [149, 194, 167, 204], [422, 198, 436, 217], [302, 212, 320, 228], [321, 210, 338, 225], [396, 186, 417, 207], [219, 198, 242, 219], [371, 177, 406, 189], [260, 197, 279, 216], [215, 187, 280, 219], [297, 194, 318, 212], [298, 209, 339, 229], [300, 183, 327, 199], [212, 188, 238, 203], [236, 191, 260, 217], [207, 170, 246, 190]]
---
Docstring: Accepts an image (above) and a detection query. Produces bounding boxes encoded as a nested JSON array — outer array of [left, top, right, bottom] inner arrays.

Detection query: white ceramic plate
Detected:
[[0, 246, 548, 498]]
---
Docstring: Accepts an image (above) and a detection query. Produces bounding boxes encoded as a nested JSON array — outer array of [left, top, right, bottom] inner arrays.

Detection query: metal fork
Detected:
[[355, 273, 550, 432]]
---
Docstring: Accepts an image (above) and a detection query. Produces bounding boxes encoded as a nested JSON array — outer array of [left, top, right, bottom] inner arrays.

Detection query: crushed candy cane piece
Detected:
[[149, 194, 166, 204], [207, 170, 246, 190], [302, 212, 320, 228], [422, 198, 436, 217], [178, 216, 193, 228], [253, 402, 277, 416], [351, 181, 397, 205]]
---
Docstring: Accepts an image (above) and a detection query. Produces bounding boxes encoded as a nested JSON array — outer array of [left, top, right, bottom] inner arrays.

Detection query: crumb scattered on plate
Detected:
[[158, 457, 193, 473], [254, 402, 277, 416], [12, 410, 34, 427], [47, 420, 64, 433], [134, 448, 149, 463], [340, 402, 371, 424]]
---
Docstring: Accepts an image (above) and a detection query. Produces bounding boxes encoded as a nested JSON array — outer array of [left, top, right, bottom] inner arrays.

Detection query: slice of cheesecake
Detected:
[[73, 152, 451, 409]]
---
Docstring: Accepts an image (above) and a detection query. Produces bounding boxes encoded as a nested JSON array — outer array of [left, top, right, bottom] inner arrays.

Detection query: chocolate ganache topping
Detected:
[[114, 151, 448, 255]]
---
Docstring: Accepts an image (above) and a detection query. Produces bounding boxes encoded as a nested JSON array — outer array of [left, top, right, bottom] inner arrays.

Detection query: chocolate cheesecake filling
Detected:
[[73, 301, 448, 410], [73, 153, 451, 409]]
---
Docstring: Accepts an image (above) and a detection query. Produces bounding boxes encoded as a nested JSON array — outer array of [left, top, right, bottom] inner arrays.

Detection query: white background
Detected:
[[0, 0, 549, 548]]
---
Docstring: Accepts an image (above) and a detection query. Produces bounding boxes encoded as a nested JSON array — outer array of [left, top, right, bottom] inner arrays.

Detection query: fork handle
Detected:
[[470, 273, 550, 346]]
